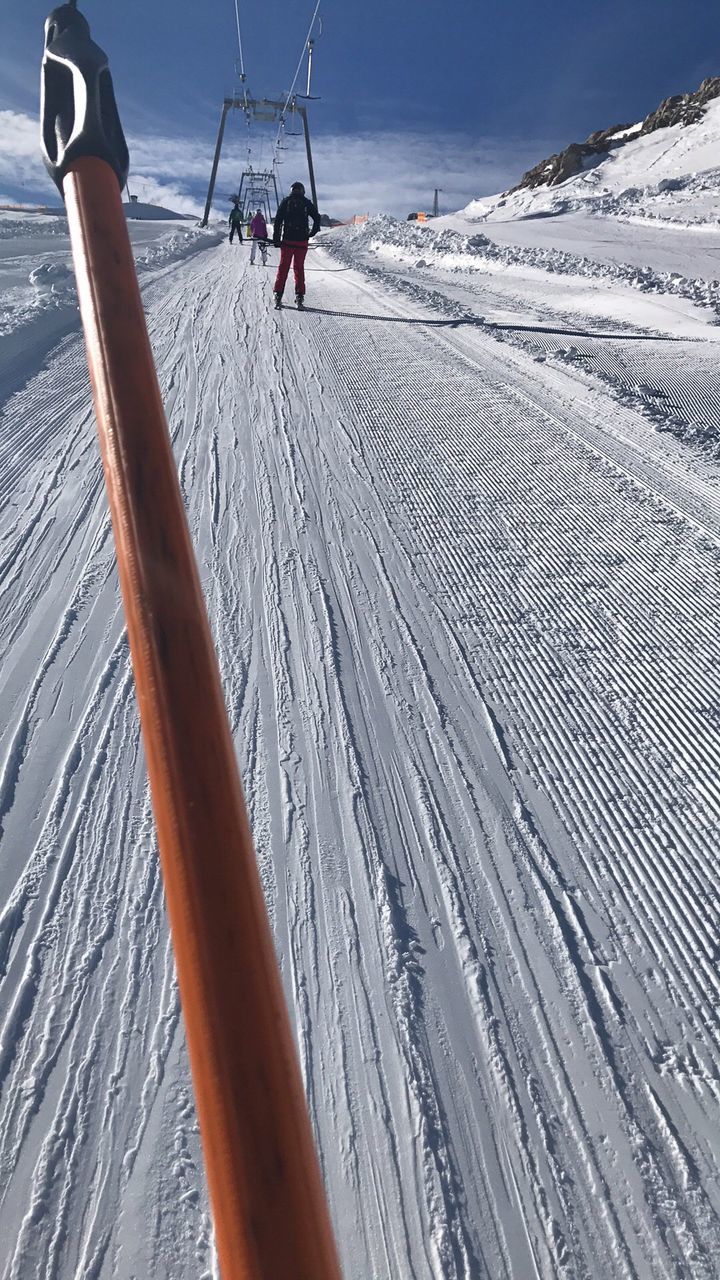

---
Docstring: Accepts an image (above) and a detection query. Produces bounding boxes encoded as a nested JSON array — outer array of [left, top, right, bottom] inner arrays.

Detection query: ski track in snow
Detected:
[[0, 237, 719, 1278]]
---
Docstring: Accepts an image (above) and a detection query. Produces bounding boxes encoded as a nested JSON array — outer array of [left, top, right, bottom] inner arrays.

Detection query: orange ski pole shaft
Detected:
[[41, 9, 341, 1280]]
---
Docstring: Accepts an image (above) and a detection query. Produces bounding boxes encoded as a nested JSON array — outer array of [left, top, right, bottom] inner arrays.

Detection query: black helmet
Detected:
[[290, 181, 305, 194]]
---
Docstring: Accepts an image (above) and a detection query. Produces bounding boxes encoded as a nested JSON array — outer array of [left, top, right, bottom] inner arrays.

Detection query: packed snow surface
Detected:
[[1, 138, 720, 1280]]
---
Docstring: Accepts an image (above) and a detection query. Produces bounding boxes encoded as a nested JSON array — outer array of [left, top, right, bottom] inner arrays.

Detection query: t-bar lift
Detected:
[[234, 169, 279, 222], [201, 97, 318, 227]]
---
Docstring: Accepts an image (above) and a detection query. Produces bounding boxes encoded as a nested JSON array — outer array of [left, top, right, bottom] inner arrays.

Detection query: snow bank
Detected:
[[0, 215, 222, 403], [133, 226, 217, 274], [331, 215, 720, 321], [0, 216, 221, 348]]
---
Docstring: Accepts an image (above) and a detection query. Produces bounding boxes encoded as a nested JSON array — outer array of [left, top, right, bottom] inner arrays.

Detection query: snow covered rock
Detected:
[[512, 75, 720, 193], [29, 261, 75, 297]]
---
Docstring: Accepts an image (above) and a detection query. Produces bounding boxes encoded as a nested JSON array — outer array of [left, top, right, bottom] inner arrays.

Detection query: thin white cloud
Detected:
[[0, 109, 54, 198], [124, 175, 202, 218], [0, 107, 548, 221], [124, 127, 548, 220], [307, 132, 546, 219], [0, 109, 37, 159], [128, 133, 217, 184]]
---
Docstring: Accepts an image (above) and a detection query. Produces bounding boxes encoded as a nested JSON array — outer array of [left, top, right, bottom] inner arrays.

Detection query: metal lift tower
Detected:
[[200, 97, 318, 227], [237, 169, 279, 223]]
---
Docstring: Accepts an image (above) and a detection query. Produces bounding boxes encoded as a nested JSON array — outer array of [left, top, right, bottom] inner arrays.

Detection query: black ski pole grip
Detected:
[[41, 3, 129, 194]]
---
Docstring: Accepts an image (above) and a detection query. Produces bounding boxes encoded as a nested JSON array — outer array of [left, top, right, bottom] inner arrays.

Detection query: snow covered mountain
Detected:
[[1, 93, 720, 1278], [123, 199, 193, 221], [511, 76, 720, 194], [464, 86, 720, 228]]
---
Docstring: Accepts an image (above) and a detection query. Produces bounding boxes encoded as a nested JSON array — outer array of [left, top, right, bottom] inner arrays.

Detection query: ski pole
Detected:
[[40, 7, 342, 1280]]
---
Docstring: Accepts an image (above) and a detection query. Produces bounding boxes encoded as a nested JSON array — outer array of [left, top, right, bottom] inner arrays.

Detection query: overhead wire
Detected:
[[234, 0, 283, 214], [233, 0, 247, 80], [222, 0, 245, 201], [229, 0, 320, 213], [281, 0, 322, 116], [270, 0, 321, 175], [231, 0, 259, 206]]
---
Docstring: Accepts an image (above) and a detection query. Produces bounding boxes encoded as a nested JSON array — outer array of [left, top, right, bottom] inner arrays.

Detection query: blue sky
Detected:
[[2, 0, 719, 217]]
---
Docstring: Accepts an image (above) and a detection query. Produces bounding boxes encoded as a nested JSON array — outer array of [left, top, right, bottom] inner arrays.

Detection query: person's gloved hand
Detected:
[[273, 238, 281, 248]]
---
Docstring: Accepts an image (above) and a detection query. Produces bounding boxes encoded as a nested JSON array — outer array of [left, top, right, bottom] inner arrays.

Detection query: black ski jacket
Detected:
[[273, 194, 321, 246]]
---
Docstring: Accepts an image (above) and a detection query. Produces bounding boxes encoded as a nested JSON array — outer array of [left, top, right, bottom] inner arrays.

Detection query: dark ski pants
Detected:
[[274, 242, 308, 297], [229, 226, 243, 243]]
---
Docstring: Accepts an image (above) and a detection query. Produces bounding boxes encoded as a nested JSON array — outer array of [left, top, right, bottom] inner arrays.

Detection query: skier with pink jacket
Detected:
[[250, 210, 268, 265]]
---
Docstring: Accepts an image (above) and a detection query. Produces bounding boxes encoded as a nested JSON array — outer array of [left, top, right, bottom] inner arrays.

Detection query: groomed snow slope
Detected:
[[0, 215, 720, 1279]]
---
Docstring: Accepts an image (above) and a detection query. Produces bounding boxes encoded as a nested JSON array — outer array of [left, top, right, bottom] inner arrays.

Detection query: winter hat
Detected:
[[290, 182, 305, 193]]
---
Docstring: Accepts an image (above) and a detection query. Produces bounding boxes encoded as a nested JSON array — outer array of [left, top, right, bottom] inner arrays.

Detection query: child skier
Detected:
[[250, 209, 268, 265], [272, 182, 321, 309]]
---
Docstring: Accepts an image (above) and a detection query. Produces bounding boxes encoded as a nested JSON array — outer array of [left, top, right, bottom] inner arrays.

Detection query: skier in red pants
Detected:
[[272, 181, 321, 309]]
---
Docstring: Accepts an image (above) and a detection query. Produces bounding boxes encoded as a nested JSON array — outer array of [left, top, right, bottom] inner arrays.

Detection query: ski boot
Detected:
[[295, 293, 305, 310], [274, 291, 283, 310]]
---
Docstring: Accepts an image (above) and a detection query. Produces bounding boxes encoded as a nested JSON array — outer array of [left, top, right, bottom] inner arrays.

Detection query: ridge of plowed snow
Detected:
[[327, 216, 720, 321]]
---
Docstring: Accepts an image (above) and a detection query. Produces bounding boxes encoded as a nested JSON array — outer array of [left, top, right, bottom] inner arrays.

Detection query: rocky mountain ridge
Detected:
[[512, 76, 720, 191]]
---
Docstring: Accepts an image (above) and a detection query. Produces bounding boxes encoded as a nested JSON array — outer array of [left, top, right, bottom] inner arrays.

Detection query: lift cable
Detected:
[[202, 0, 320, 222], [233, 0, 247, 80], [230, 0, 258, 206], [283, 0, 321, 113], [270, 0, 321, 174]]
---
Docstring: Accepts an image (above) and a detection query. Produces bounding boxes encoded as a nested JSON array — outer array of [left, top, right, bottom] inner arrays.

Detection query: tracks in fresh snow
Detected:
[[0, 242, 719, 1278]]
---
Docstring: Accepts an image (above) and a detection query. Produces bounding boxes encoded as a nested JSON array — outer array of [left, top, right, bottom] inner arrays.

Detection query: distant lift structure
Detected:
[[236, 168, 279, 223], [201, 96, 318, 226]]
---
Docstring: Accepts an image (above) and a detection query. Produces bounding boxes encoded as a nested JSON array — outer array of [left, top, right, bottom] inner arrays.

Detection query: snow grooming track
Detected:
[[296, 261, 720, 1277], [0, 252, 218, 1279], [0, 235, 718, 1279], [504, 330, 720, 458]]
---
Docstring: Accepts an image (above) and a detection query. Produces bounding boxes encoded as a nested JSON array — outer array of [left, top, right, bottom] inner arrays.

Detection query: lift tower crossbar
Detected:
[[201, 97, 318, 227]]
